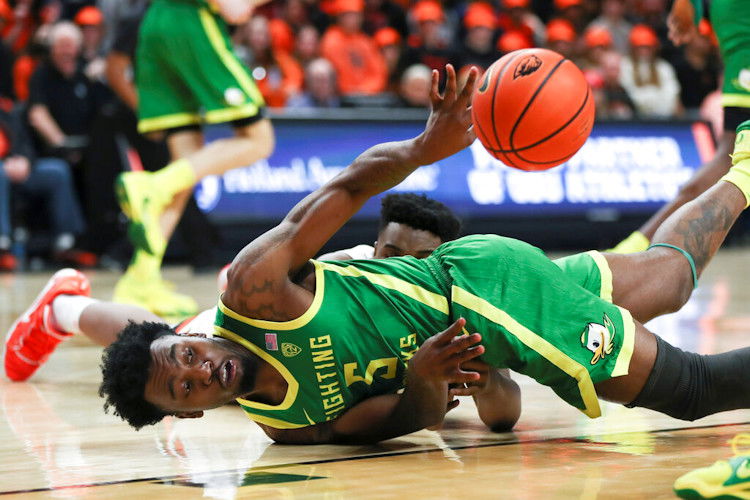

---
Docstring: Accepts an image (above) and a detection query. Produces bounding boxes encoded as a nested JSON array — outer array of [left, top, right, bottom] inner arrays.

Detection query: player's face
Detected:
[[373, 222, 443, 259], [144, 335, 256, 415]]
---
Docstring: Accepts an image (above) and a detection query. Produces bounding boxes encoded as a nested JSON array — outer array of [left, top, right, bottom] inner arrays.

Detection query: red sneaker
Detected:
[[4, 268, 90, 381], [0, 251, 16, 271]]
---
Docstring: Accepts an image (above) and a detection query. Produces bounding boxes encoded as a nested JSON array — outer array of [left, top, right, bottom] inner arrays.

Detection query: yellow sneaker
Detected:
[[115, 172, 167, 256], [674, 434, 750, 499], [113, 275, 198, 319], [608, 231, 650, 254]]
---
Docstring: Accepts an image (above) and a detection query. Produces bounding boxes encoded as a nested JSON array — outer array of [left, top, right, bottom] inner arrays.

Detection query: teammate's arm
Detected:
[[224, 66, 476, 316], [450, 362, 521, 432], [260, 319, 485, 444]]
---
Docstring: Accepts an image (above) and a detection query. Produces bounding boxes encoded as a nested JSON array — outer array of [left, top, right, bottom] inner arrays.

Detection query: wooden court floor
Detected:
[[1, 250, 750, 499]]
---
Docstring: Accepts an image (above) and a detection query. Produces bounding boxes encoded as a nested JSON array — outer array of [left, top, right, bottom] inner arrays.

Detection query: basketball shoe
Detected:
[[4, 268, 90, 381], [674, 434, 750, 499], [115, 171, 168, 256], [113, 273, 198, 320]]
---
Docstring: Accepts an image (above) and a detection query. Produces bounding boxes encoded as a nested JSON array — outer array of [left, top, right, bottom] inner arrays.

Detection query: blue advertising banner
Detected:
[[195, 118, 714, 221]]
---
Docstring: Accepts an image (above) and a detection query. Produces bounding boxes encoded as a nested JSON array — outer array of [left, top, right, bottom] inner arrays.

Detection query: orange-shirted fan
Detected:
[[471, 48, 594, 171]]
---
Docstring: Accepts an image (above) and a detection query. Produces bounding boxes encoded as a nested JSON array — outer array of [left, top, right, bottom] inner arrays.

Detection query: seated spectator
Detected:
[[0, 106, 88, 271], [374, 26, 406, 92], [553, 0, 588, 34], [234, 16, 303, 108], [591, 50, 636, 119], [320, 0, 387, 95], [544, 18, 577, 61], [364, 0, 408, 39], [405, 0, 459, 87], [672, 21, 719, 111], [588, 0, 632, 54], [287, 58, 341, 108], [268, 17, 294, 54], [580, 26, 614, 71], [399, 63, 431, 108], [74, 6, 106, 83], [498, 0, 544, 47], [281, 0, 310, 33], [461, 2, 500, 70], [12, 27, 48, 101], [497, 30, 533, 56], [294, 24, 320, 68], [619, 24, 681, 118]]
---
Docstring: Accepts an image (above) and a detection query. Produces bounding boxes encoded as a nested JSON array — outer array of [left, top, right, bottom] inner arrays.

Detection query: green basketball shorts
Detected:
[[429, 235, 635, 418], [136, 1, 265, 133]]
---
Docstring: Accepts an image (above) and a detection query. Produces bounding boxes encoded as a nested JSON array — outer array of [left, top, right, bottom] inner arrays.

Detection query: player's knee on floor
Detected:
[[626, 336, 750, 421]]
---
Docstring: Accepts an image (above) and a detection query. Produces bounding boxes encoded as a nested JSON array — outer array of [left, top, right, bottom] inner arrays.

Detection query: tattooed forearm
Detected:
[[672, 199, 735, 274]]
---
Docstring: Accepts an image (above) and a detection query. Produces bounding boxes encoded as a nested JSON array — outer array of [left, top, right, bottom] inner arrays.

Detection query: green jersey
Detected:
[[215, 235, 635, 429]]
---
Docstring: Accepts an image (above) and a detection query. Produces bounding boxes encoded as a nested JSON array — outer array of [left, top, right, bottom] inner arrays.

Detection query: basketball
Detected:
[[471, 48, 595, 171]]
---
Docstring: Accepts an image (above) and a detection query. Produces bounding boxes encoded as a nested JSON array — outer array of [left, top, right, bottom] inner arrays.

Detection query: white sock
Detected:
[[51, 295, 98, 335]]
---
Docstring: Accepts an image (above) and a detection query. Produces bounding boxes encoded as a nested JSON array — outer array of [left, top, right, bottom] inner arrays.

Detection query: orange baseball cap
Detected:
[[584, 26, 613, 48], [464, 2, 496, 29], [546, 18, 576, 43], [269, 19, 294, 53], [0, 0, 11, 21], [334, 0, 364, 14], [497, 30, 533, 53], [502, 0, 530, 8], [629, 24, 659, 47], [74, 6, 103, 26], [412, 1, 444, 23], [374, 27, 401, 47], [554, 0, 582, 9]]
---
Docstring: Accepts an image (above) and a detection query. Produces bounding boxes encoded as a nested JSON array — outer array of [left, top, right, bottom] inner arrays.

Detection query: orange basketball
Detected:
[[471, 48, 595, 171]]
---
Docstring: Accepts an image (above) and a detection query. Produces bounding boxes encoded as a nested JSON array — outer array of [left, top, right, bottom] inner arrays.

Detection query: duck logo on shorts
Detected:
[[580, 314, 615, 365], [513, 55, 542, 79]]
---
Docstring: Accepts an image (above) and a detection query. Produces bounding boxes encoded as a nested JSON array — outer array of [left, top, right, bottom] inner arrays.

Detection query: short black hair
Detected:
[[379, 193, 461, 242], [99, 321, 175, 430]]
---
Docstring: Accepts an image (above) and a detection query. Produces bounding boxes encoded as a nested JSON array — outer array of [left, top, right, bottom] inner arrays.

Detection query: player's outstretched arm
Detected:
[[259, 319, 485, 444], [224, 66, 477, 317]]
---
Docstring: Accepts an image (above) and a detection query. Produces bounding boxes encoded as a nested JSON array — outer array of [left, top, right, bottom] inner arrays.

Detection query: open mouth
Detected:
[[221, 359, 235, 389]]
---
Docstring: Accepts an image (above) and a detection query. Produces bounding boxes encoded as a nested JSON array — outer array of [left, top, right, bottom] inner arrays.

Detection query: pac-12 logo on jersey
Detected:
[[580, 314, 615, 365], [282, 342, 302, 357]]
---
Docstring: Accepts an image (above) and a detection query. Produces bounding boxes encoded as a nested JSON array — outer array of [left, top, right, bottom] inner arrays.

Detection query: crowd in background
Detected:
[[0, 0, 724, 272]]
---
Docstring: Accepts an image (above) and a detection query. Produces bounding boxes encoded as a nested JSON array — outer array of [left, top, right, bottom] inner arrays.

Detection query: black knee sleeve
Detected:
[[626, 335, 750, 421]]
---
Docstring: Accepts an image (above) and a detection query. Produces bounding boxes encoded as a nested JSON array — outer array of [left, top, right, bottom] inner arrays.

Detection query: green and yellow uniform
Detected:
[[690, 0, 750, 127], [136, 0, 265, 133], [214, 235, 635, 429]]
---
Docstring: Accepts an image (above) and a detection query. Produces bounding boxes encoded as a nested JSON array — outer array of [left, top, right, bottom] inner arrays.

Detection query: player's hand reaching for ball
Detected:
[[414, 65, 478, 166]]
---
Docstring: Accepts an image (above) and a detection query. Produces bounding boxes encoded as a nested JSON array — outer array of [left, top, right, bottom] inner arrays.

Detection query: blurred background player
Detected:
[[613, 0, 750, 253], [114, 0, 275, 317]]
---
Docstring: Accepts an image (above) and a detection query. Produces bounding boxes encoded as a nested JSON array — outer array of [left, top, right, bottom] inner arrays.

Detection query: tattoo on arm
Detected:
[[674, 199, 734, 274]]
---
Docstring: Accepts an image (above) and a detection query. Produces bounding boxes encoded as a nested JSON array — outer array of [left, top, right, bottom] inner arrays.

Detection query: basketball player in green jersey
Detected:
[[613, 0, 750, 253], [112, 0, 274, 316], [95, 65, 750, 444]]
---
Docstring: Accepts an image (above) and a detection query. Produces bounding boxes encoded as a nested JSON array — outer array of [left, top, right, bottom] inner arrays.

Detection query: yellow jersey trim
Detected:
[[218, 261, 325, 331], [213, 325, 300, 411], [451, 284, 601, 418], [198, 9, 266, 106], [586, 250, 613, 303], [318, 261, 450, 315], [240, 411, 308, 429], [204, 104, 259, 124], [138, 111, 201, 133], [722, 94, 750, 109], [610, 306, 635, 378]]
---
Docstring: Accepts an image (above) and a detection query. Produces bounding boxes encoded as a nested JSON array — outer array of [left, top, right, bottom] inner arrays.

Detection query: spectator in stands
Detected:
[[11, 25, 48, 101], [461, 2, 500, 71], [399, 63, 431, 108], [497, 30, 533, 56], [281, 0, 311, 33], [553, 0, 588, 34], [374, 26, 406, 92], [294, 24, 320, 68], [580, 26, 614, 71], [591, 50, 636, 120], [544, 18, 577, 61], [234, 16, 303, 108], [672, 21, 720, 112], [0, 102, 87, 270], [268, 18, 294, 54], [287, 58, 341, 108], [73, 6, 106, 82], [588, 0, 633, 53], [406, 0, 458, 86], [619, 24, 681, 118], [363, 0, 408, 39], [498, 0, 544, 47], [320, 0, 387, 96]]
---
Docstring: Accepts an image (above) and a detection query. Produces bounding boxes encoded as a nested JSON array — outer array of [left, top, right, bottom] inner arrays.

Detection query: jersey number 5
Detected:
[[344, 358, 398, 386]]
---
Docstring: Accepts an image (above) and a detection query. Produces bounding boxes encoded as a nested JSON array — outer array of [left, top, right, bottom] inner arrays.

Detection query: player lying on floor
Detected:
[[9, 65, 750, 445]]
